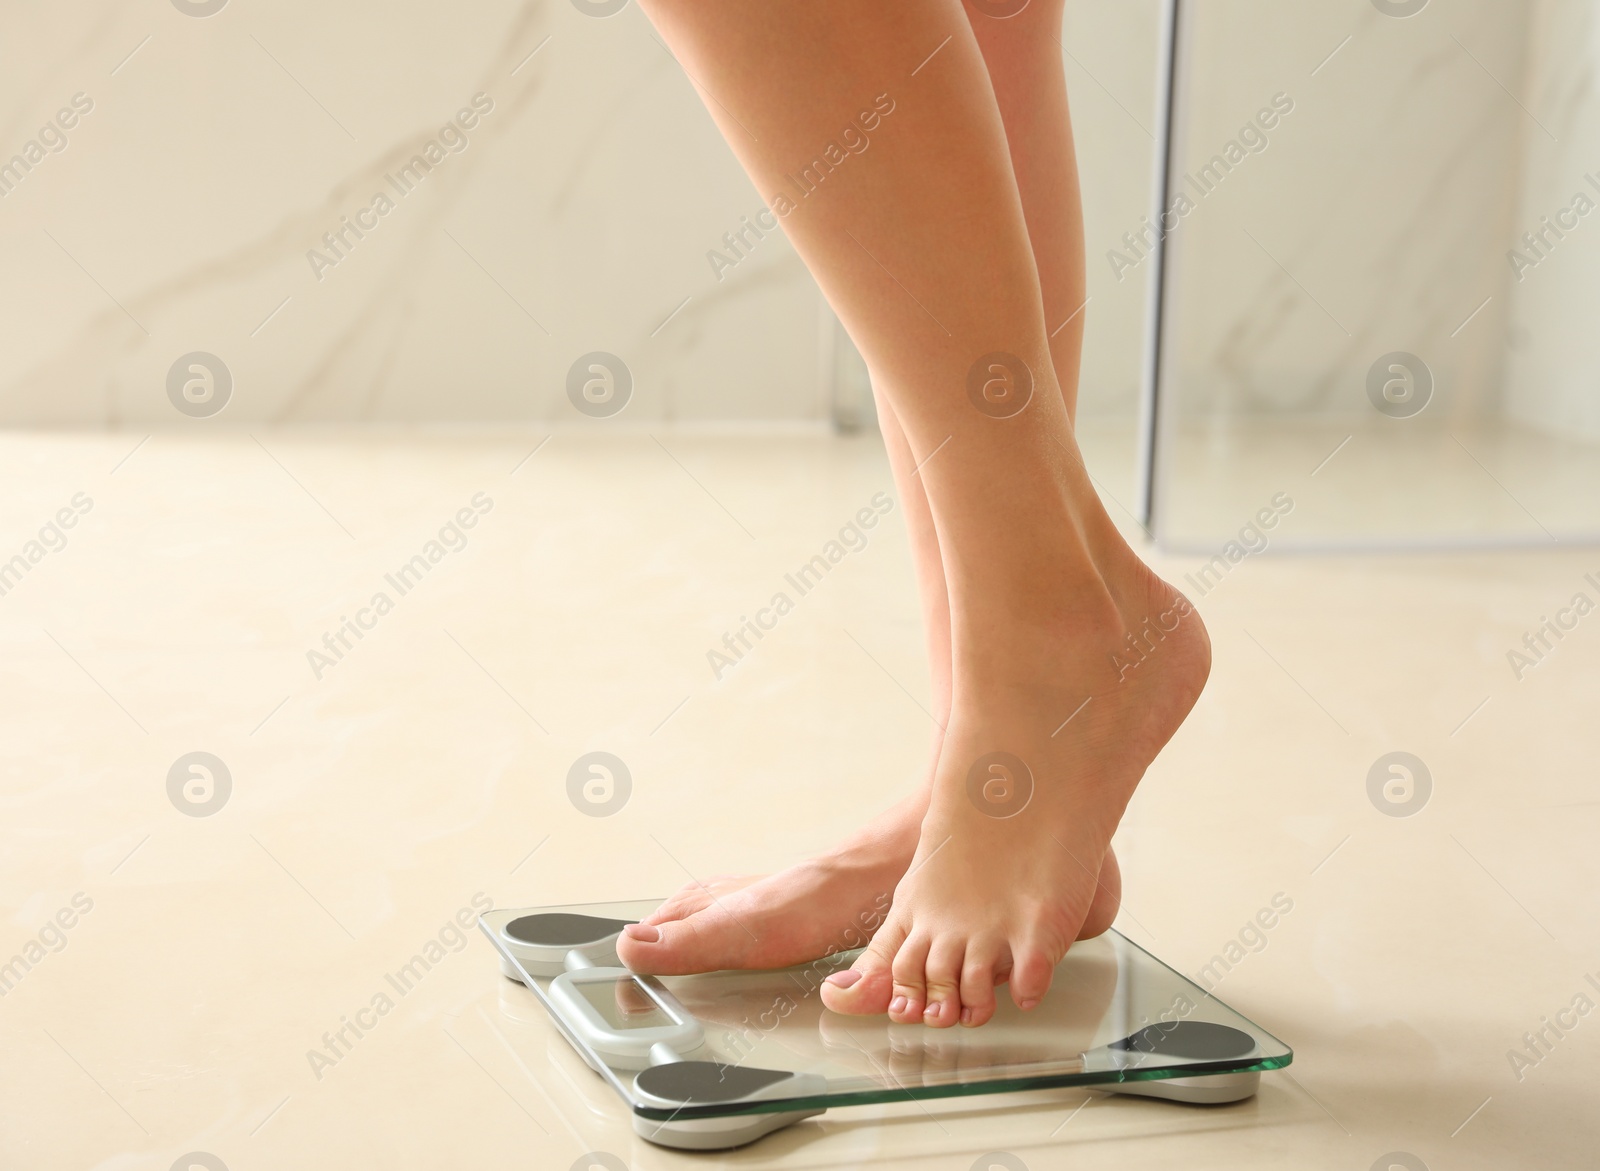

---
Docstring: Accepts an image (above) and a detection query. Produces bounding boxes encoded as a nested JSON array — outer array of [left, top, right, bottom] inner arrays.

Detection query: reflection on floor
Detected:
[[1159, 417, 1600, 549], [0, 429, 1594, 1170]]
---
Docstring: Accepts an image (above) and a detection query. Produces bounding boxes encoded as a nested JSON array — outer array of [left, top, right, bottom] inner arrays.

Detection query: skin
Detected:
[[619, 0, 1210, 1028]]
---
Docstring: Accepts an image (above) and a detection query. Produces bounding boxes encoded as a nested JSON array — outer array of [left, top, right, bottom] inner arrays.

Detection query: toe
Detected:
[[640, 875, 749, 926], [888, 931, 932, 1024], [920, 936, 965, 1028], [957, 941, 1002, 1027], [1008, 942, 1057, 1010], [639, 893, 705, 927], [614, 915, 682, 973], [617, 902, 745, 975], [820, 917, 904, 1016]]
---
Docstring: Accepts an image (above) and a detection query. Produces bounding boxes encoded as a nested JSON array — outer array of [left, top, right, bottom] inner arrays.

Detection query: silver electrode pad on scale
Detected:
[[480, 901, 1292, 1151]]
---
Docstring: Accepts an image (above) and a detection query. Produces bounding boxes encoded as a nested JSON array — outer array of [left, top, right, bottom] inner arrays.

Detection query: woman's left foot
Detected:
[[616, 788, 1122, 975]]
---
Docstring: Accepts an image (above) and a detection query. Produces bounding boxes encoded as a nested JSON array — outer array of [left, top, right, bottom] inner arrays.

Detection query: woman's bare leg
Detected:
[[965, 0, 1088, 417], [612, 387, 1118, 976], [618, 0, 1207, 1026]]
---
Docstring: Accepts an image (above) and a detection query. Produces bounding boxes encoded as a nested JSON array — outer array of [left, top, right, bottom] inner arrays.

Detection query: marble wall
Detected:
[[1505, 0, 1600, 440], [12, 1, 1580, 434], [1160, 0, 1535, 425], [0, 0, 1162, 427], [0, 1, 816, 425]]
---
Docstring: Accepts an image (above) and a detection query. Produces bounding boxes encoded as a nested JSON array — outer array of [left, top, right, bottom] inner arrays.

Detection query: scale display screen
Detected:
[[575, 976, 675, 1031]]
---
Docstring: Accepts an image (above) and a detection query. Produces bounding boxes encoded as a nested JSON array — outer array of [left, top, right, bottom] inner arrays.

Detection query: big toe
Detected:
[[639, 874, 756, 927], [820, 926, 903, 1016], [616, 903, 750, 975]]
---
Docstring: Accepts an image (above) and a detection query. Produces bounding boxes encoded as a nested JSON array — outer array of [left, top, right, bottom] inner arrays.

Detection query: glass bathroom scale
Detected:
[[478, 900, 1292, 1151]]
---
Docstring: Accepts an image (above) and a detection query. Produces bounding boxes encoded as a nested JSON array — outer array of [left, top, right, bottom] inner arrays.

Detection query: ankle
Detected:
[[952, 575, 1125, 674], [828, 805, 922, 867]]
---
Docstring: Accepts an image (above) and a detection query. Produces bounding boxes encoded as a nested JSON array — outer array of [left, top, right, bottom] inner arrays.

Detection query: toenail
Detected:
[[623, 923, 660, 943], [890, 996, 907, 1015], [923, 1002, 941, 1021], [825, 969, 862, 989], [960, 1006, 975, 1026], [1018, 997, 1039, 1010]]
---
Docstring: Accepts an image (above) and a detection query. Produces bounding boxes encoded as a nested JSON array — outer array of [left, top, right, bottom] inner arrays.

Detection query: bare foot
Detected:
[[819, 559, 1209, 1027], [617, 787, 1121, 975]]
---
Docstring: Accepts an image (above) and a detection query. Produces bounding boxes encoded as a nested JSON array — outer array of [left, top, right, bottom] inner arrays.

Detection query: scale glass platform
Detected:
[[479, 900, 1292, 1151]]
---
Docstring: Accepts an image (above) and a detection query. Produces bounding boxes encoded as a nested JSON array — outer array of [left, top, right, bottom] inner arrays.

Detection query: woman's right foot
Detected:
[[820, 556, 1209, 1028], [615, 786, 1120, 976]]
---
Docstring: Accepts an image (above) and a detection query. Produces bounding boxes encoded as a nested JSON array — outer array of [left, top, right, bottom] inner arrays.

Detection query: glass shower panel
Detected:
[[1153, 0, 1600, 550]]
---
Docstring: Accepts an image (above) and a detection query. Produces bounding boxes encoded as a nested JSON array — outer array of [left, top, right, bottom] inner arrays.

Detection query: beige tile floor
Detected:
[[1, 428, 1596, 1170], [1157, 417, 1600, 549]]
